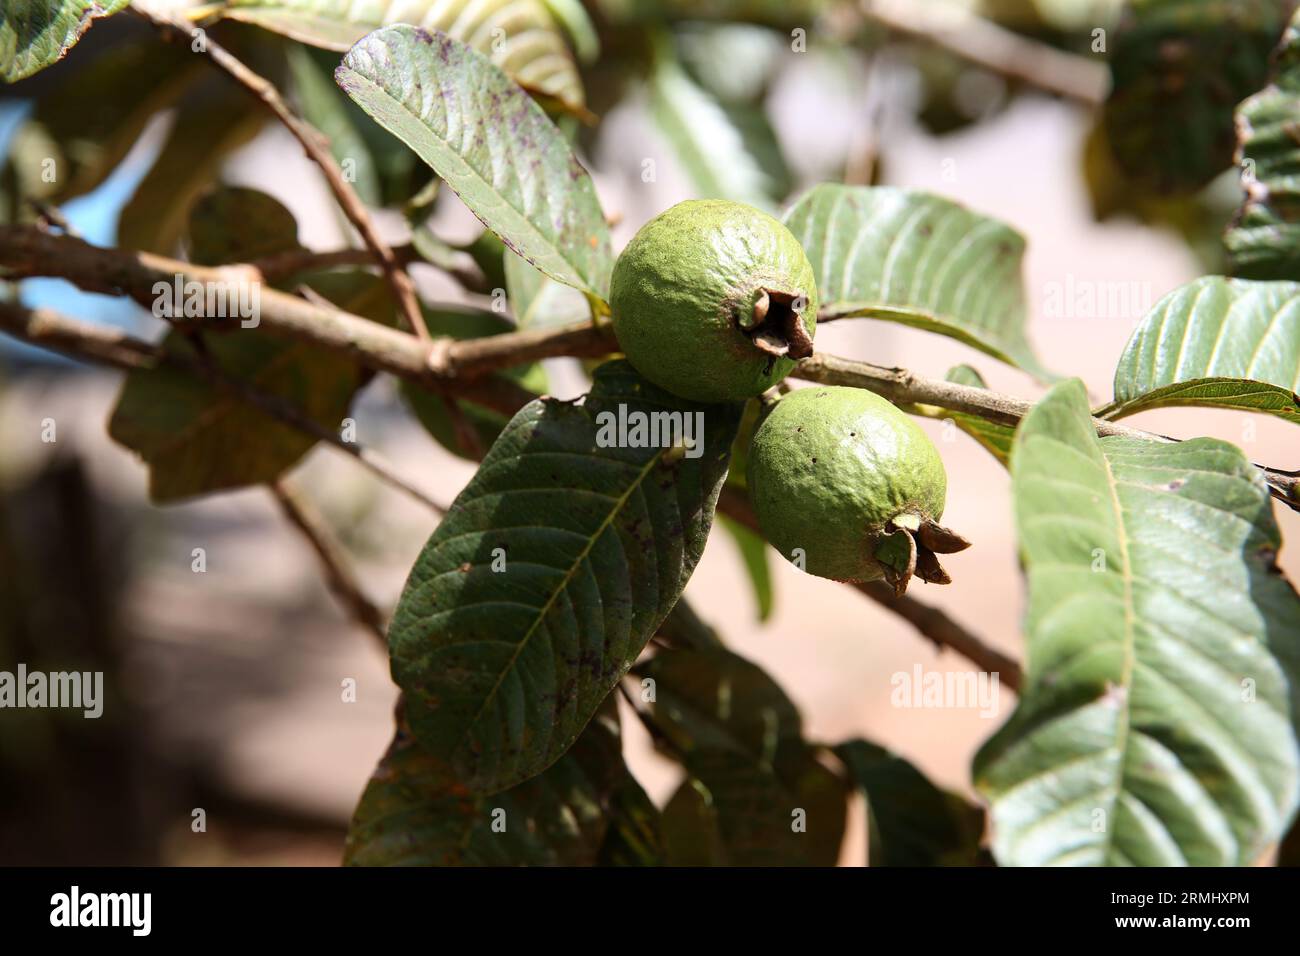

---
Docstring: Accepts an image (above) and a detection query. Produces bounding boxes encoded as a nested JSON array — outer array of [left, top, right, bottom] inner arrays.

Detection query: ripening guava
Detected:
[[610, 199, 818, 403], [746, 386, 970, 593]]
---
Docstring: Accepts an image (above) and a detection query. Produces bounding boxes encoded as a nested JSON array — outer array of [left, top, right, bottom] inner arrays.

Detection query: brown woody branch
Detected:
[[138, 8, 432, 341], [861, 0, 1110, 105], [4, 225, 1294, 507], [271, 479, 388, 648]]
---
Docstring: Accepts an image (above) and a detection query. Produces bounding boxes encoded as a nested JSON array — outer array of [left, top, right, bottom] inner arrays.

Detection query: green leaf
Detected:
[[648, 43, 778, 210], [660, 778, 730, 865], [908, 364, 1014, 467], [596, 773, 664, 866], [639, 646, 848, 865], [387, 360, 741, 793], [675, 22, 782, 104], [975, 379, 1300, 866], [782, 184, 1051, 379], [336, 25, 612, 303], [187, 186, 303, 265], [1102, 0, 1289, 195], [655, 597, 725, 651], [1104, 276, 1300, 423], [540, 0, 599, 65], [1227, 8, 1300, 279], [218, 0, 586, 110], [108, 272, 391, 502], [400, 304, 547, 460], [719, 515, 773, 623], [117, 77, 266, 254], [0, 0, 128, 83], [835, 739, 984, 867], [288, 42, 431, 208], [0, 40, 204, 217], [345, 700, 633, 865], [504, 247, 589, 328]]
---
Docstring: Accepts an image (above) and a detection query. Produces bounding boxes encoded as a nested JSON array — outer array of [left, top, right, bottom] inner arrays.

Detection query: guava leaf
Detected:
[[1103, 276, 1300, 424], [503, 247, 589, 328], [0, 0, 128, 83], [117, 76, 266, 255], [287, 43, 424, 208], [215, 0, 585, 109], [1227, 8, 1300, 279], [648, 43, 778, 210], [336, 26, 611, 303], [975, 379, 1300, 866], [0, 40, 204, 218], [638, 646, 848, 865], [1102, 0, 1290, 195], [656, 597, 725, 651], [345, 700, 631, 865], [718, 516, 773, 623], [944, 364, 1014, 465], [387, 360, 740, 793], [108, 271, 393, 502], [835, 739, 985, 867], [782, 184, 1052, 379], [596, 773, 664, 866], [400, 304, 547, 460], [187, 186, 303, 265]]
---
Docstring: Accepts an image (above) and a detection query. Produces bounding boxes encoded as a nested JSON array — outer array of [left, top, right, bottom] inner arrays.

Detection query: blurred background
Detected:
[[1, 0, 1295, 865]]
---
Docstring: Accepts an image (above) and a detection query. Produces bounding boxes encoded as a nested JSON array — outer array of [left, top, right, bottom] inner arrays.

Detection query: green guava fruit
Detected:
[[746, 386, 970, 593], [610, 199, 818, 403]]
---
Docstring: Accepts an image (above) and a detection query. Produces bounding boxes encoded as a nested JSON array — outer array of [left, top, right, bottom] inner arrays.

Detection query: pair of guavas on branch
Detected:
[[609, 200, 969, 594]]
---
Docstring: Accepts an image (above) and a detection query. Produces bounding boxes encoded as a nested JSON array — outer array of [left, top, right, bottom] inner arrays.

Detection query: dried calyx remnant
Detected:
[[738, 287, 814, 368], [874, 513, 972, 597]]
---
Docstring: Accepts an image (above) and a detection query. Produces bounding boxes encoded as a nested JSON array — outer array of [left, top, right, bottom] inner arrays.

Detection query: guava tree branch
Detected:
[[860, 0, 1110, 105], [136, 8, 432, 342], [0, 300, 447, 512], [252, 242, 492, 294], [797, 352, 1300, 507], [3, 225, 1295, 509], [271, 479, 388, 648]]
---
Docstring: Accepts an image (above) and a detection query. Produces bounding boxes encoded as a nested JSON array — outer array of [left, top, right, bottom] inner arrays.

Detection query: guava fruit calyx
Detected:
[[737, 287, 814, 364], [874, 514, 971, 597]]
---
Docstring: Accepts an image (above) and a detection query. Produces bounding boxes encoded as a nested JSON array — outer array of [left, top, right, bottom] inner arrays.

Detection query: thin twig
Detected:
[[271, 479, 388, 648], [716, 485, 1021, 688], [138, 8, 432, 342], [861, 0, 1110, 105], [251, 242, 492, 294], [0, 300, 446, 513]]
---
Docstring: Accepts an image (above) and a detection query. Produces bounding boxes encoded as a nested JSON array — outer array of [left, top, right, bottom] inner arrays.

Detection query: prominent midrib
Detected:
[[455, 441, 668, 769], [1091, 440, 1139, 866]]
